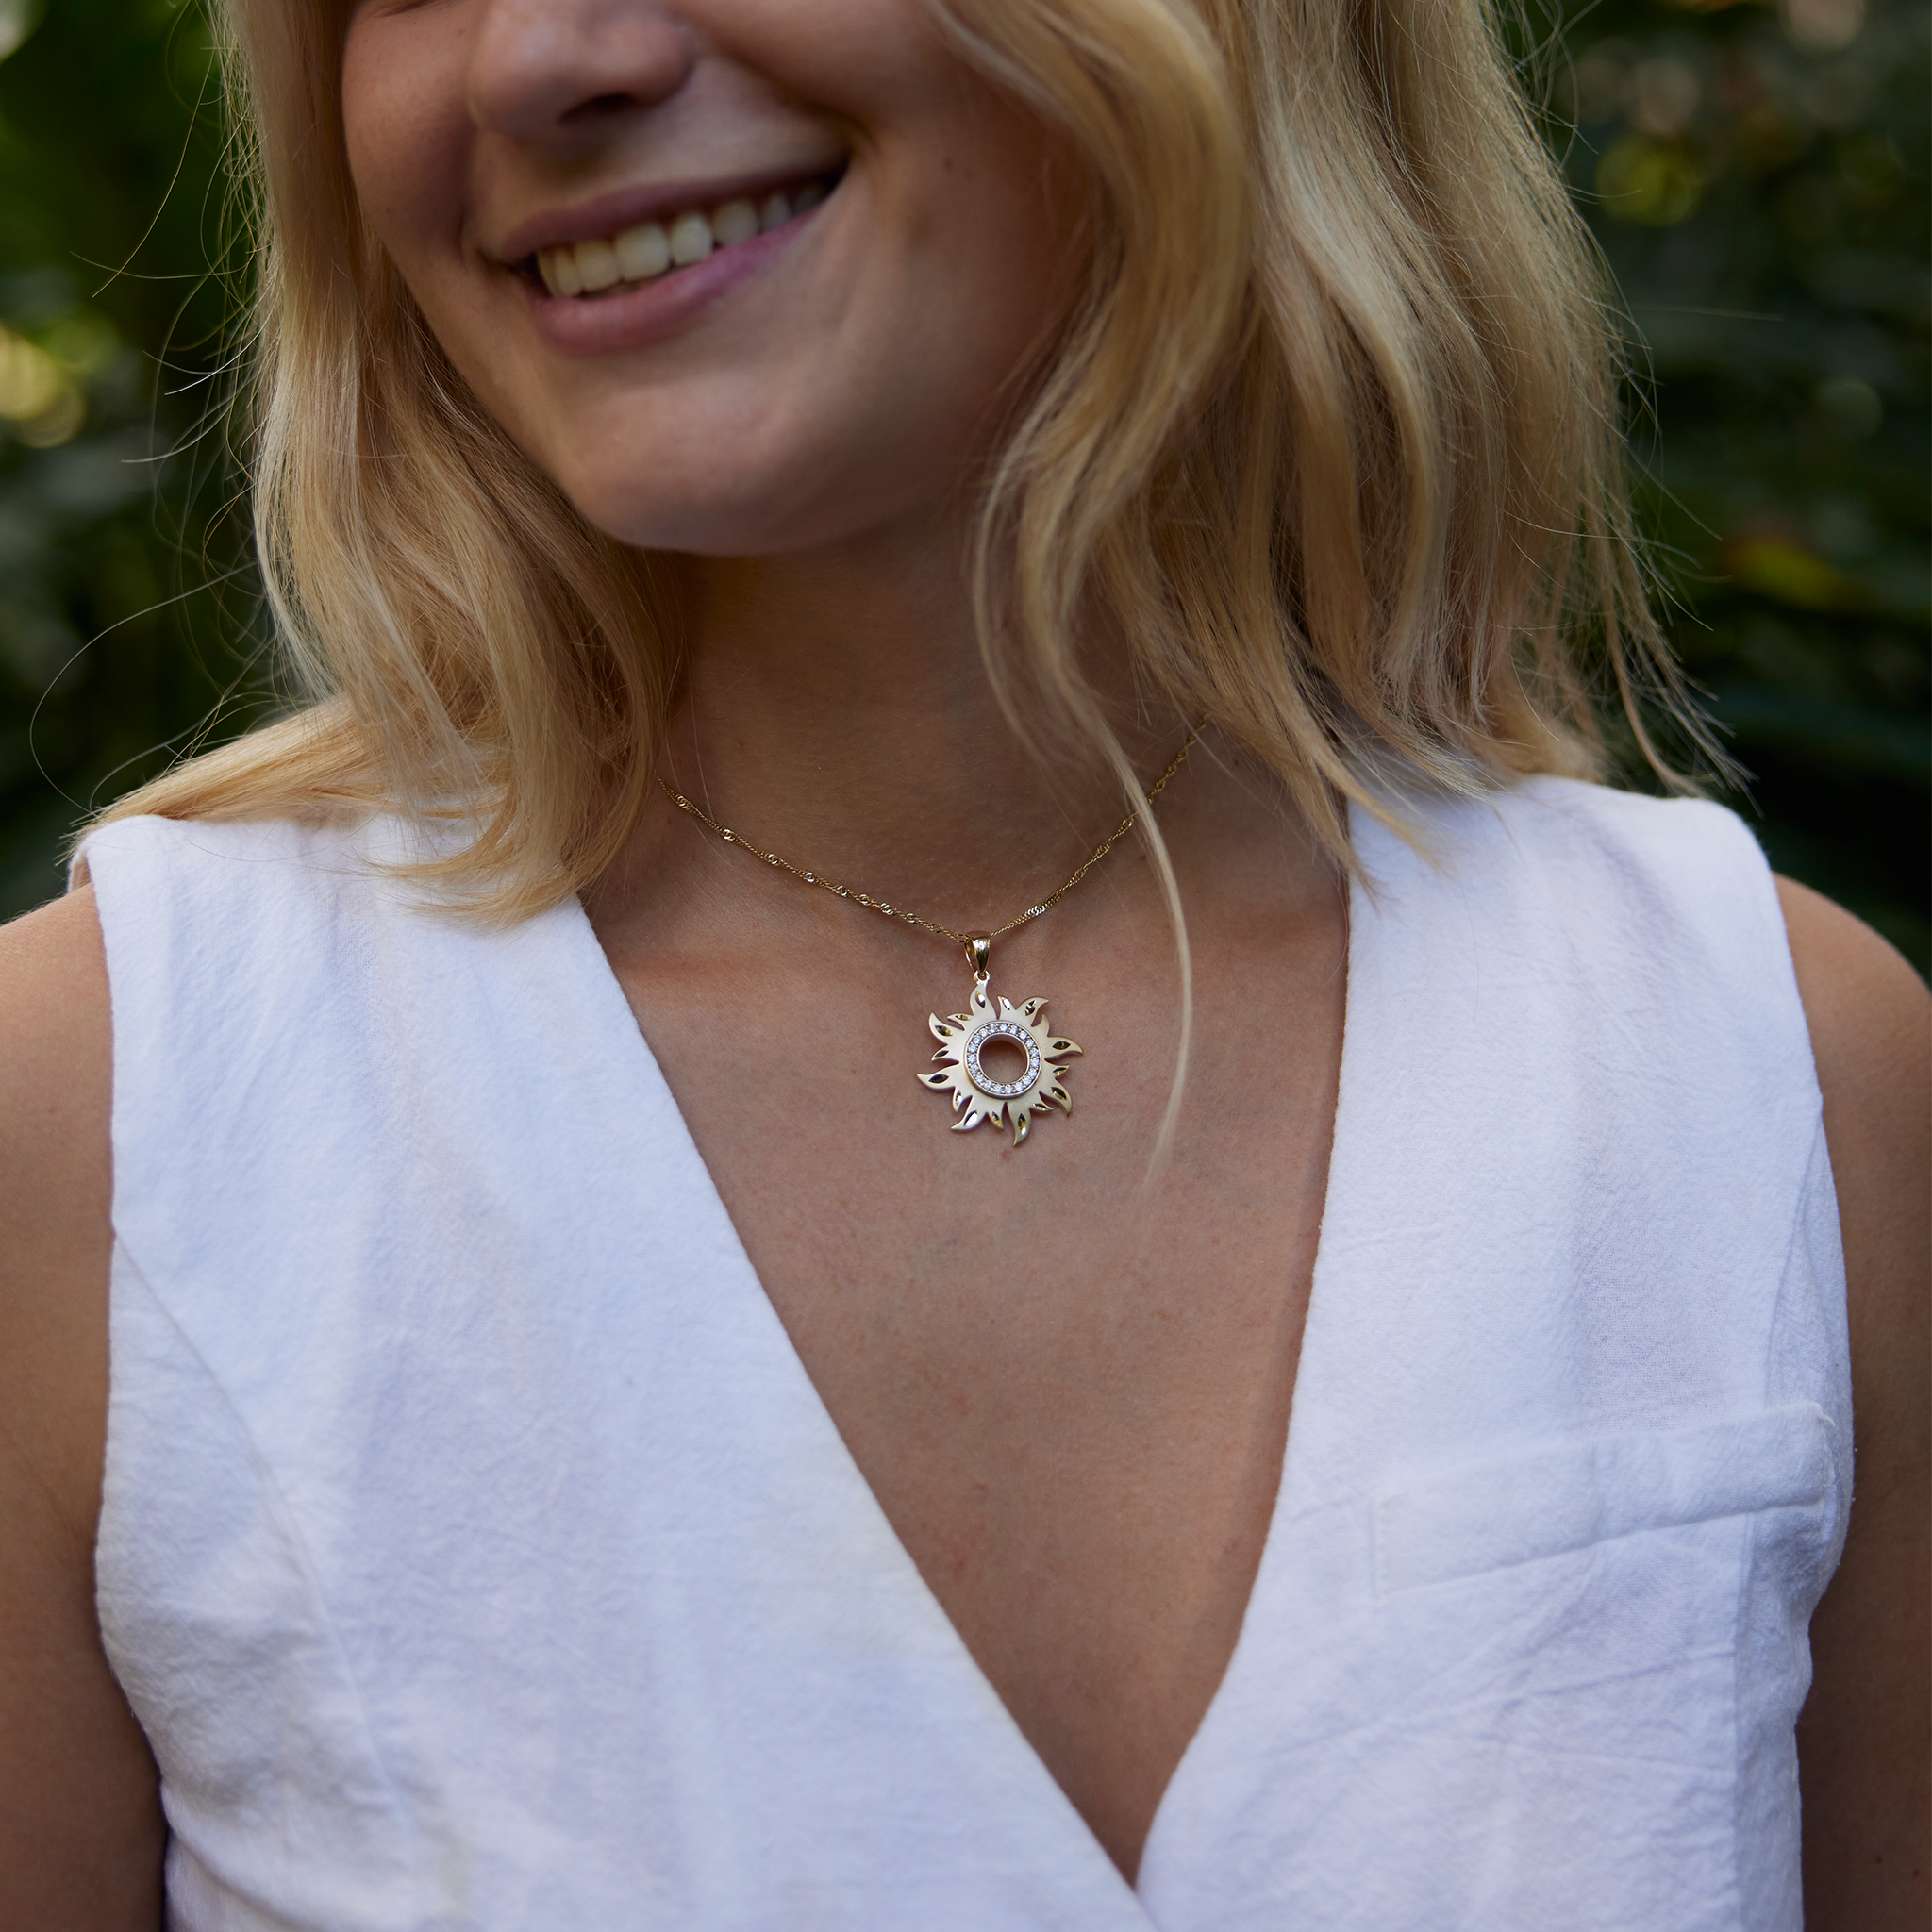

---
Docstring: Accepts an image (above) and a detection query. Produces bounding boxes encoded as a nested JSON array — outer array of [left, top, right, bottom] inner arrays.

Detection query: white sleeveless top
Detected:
[[80, 777, 1850, 1932]]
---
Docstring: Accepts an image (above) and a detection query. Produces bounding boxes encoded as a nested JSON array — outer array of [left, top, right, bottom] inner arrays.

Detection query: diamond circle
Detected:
[[964, 1021, 1042, 1100]]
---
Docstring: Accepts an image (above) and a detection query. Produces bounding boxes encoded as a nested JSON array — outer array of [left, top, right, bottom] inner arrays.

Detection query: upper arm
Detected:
[[0, 888, 165, 1927], [1777, 877, 1930, 1929]]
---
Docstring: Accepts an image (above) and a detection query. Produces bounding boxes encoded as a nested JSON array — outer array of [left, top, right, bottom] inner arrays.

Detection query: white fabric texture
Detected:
[[80, 777, 1851, 1931]]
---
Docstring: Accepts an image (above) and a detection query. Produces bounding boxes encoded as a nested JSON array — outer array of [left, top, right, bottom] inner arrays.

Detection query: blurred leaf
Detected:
[[1599, 135, 1707, 224]]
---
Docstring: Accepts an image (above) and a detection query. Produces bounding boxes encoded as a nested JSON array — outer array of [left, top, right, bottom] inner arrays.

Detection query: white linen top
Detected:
[[79, 776, 1851, 1931]]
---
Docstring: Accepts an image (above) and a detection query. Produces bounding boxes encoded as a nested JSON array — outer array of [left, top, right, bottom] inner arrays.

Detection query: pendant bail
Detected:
[[964, 932, 992, 980]]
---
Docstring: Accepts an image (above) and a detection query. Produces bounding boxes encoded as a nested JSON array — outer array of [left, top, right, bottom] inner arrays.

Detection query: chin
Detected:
[[561, 479, 808, 558], [556, 447, 941, 559]]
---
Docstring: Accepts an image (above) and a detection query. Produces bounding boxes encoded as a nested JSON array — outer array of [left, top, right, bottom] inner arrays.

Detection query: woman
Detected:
[[0, 0, 1924, 1924]]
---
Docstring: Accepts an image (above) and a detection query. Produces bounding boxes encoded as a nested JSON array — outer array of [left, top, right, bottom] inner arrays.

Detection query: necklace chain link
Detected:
[[660, 723, 1203, 958]]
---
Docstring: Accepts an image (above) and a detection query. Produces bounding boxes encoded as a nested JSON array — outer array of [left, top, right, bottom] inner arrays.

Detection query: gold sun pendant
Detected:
[[919, 935, 1082, 1146]]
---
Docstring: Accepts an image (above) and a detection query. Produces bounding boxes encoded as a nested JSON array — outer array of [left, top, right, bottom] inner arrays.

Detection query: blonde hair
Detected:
[[92, 0, 1702, 923]]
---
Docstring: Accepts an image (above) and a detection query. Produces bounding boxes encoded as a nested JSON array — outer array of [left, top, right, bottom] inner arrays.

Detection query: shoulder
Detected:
[[0, 888, 117, 1773], [1365, 778, 1805, 1044], [1775, 876, 1931, 1133], [75, 810, 436, 1034], [0, 884, 173, 1919], [0, 884, 113, 1550], [0, 879, 108, 1040], [1475, 774, 1771, 884], [0, 807, 398, 1382], [0, 886, 112, 1313], [1778, 879, 1929, 1924], [1774, 874, 1928, 1471], [1382, 774, 1779, 923], [1774, 877, 1928, 1393], [73, 808, 378, 905]]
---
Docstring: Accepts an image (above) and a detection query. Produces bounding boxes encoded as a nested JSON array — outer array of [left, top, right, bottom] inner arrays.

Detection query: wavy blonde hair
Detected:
[[92, 0, 1699, 921]]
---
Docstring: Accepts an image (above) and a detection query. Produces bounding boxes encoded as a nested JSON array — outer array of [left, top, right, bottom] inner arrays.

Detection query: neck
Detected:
[[651, 513, 1181, 928]]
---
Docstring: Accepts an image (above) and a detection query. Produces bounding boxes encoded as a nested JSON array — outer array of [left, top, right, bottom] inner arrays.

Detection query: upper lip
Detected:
[[492, 158, 845, 264]]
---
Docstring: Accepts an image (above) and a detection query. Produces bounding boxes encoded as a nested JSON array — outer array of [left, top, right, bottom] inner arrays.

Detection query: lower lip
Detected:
[[521, 203, 824, 357]]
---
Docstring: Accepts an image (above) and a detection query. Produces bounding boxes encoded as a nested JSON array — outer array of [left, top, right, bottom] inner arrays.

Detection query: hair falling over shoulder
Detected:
[[91, 0, 1711, 923]]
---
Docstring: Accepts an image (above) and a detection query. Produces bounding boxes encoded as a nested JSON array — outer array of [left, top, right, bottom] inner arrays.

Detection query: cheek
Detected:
[[575, 176, 1075, 552], [341, 16, 473, 279], [867, 125, 1079, 462]]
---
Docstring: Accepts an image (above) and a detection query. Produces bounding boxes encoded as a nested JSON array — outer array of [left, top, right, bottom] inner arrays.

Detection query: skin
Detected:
[[0, 0, 1925, 1920]]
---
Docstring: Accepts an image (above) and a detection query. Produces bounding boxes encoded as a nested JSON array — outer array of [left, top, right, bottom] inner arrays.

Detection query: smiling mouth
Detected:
[[528, 168, 842, 300]]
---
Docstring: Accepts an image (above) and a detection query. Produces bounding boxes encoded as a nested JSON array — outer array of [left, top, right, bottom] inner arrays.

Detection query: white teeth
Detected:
[[536, 178, 830, 297], [712, 199, 759, 246], [613, 222, 669, 280], [575, 237, 621, 292], [668, 211, 714, 266]]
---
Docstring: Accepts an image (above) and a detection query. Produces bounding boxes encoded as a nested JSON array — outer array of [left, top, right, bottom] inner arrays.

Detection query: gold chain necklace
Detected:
[[659, 723, 1203, 1146]]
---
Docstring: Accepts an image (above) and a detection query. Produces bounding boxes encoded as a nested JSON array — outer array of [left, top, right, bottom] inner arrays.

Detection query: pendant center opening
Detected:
[[966, 1022, 1041, 1100], [977, 1035, 1030, 1082]]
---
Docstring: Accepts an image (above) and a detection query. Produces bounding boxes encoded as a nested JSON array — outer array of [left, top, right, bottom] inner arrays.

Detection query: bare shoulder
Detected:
[[0, 889, 114, 1360], [0, 887, 165, 1927], [1774, 877, 1929, 1453], [1775, 877, 1929, 1929], [0, 889, 114, 1428], [1775, 876, 1931, 1108], [0, 886, 112, 1210]]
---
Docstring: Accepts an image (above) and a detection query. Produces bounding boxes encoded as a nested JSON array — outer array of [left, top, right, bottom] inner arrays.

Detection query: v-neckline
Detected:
[[556, 839, 1363, 1908]]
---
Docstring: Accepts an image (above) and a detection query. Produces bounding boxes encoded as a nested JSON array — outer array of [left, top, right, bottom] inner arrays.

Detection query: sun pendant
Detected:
[[921, 969, 1082, 1146]]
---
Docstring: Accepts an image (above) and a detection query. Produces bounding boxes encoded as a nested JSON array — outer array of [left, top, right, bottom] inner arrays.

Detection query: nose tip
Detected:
[[469, 0, 694, 143]]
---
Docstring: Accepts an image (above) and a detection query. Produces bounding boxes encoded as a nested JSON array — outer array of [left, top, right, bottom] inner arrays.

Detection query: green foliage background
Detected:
[[0, 0, 1925, 966]]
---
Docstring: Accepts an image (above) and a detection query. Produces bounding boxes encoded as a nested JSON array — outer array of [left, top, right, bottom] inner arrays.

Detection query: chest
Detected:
[[598, 896, 1345, 1874]]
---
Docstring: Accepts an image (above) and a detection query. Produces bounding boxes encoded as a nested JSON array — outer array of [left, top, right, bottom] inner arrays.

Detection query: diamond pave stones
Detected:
[[964, 1020, 1041, 1100]]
